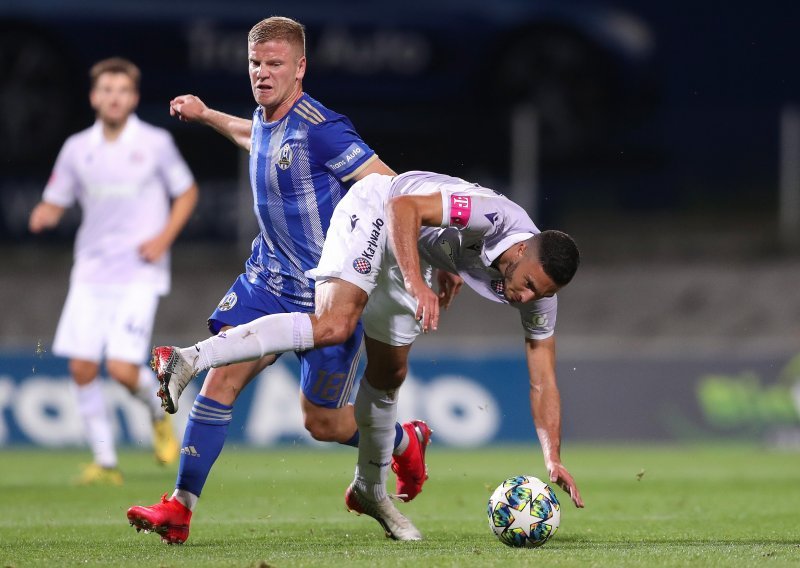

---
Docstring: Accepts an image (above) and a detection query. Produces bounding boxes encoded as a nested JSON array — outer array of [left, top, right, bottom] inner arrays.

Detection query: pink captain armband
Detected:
[[447, 194, 472, 228]]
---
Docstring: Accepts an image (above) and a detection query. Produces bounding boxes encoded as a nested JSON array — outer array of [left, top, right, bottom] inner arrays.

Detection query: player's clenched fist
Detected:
[[169, 94, 207, 122]]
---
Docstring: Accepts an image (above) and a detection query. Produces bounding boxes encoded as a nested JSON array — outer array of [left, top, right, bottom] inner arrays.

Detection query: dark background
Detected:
[[2, 0, 800, 359], [3, 0, 799, 250]]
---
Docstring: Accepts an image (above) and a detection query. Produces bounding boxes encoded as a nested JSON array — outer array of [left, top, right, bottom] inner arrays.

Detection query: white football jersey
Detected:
[[391, 171, 558, 339], [43, 115, 194, 294]]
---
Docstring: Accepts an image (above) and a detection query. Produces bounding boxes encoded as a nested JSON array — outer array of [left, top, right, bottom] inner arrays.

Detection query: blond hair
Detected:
[[89, 57, 141, 90], [248, 16, 305, 55]]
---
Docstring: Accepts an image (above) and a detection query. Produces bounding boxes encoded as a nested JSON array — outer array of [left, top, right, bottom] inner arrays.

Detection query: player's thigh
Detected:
[[52, 283, 115, 363], [297, 320, 364, 409], [362, 253, 433, 347], [69, 358, 101, 384], [105, 285, 159, 365]]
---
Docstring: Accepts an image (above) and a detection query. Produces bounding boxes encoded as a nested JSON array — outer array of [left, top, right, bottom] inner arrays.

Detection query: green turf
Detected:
[[1, 444, 799, 567]]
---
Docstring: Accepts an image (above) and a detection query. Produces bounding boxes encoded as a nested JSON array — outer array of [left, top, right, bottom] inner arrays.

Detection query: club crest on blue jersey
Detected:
[[353, 257, 371, 274], [217, 292, 238, 311], [277, 143, 293, 170]]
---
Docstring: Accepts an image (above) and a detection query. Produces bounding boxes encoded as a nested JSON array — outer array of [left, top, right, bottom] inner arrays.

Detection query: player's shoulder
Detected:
[[134, 117, 174, 142], [63, 124, 95, 147], [291, 94, 350, 128], [55, 124, 96, 159]]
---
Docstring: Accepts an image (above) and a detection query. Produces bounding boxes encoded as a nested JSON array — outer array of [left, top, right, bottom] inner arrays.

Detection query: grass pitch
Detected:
[[1, 444, 798, 567]]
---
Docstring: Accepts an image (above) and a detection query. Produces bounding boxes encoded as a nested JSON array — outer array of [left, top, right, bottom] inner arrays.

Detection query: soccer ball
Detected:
[[487, 475, 561, 548]]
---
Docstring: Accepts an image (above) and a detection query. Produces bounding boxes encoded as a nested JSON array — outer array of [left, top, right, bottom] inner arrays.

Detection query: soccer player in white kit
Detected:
[[28, 58, 199, 485], [150, 171, 585, 539]]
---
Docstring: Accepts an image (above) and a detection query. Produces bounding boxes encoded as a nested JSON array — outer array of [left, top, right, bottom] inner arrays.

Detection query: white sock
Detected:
[[72, 380, 117, 468], [172, 489, 199, 511], [188, 312, 314, 370], [133, 366, 164, 420], [353, 379, 398, 501]]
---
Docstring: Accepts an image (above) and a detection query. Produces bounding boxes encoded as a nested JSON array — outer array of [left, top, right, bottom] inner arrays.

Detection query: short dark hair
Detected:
[[528, 230, 580, 286], [89, 57, 141, 90], [248, 16, 306, 55]]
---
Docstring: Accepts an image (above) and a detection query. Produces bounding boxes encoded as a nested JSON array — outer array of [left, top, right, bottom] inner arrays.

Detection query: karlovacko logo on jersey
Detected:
[[277, 143, 293, 170], [353, 257, 371, 274], [217, 292, 238, 311], [361, 218, 384, 260]]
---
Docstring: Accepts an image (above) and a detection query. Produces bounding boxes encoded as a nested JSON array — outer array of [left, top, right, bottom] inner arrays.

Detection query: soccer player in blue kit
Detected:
[[127, 17, 461, 544]]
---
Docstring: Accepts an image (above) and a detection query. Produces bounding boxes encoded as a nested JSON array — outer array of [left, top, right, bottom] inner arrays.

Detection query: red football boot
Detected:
[[127, 493, 192, 544], [391, 420, 432, 502]]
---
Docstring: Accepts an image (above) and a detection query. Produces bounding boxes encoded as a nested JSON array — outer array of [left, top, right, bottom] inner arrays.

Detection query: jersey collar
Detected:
[[483, 232, 535, 265], [89, 113, 141, 146]]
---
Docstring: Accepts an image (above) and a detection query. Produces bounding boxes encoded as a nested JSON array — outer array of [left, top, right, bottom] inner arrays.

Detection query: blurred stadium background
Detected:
[[2, 0, 800, 450]]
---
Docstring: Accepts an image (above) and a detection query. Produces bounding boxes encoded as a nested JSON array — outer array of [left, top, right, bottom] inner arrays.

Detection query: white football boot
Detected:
[[150, 346, 198, 414], [345, 483, 423, 541]]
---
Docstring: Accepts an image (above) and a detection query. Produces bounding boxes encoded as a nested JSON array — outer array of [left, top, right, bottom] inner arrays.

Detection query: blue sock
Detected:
[[393, 422, 404, 449], [175, 395, 233, 497], [340, 423, 403, 449]]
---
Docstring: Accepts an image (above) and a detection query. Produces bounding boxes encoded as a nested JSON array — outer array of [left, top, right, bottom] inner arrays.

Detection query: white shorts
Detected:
[[310, 174, 432, 346], [52, 282, 160, 364]]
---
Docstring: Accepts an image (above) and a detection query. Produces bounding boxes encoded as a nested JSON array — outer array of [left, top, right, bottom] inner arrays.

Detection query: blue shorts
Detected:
[[208, 274, 363, 409]]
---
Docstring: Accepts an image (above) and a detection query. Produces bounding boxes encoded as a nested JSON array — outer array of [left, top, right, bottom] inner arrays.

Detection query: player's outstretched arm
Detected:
[[169, 94, 253, 152], [28, 201, 65, 233], [525, 336, 585, 508]]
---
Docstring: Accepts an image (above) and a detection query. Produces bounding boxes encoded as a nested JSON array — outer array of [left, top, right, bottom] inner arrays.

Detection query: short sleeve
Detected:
[[439, 191, 499, 234], [519, 295, 558, 340], [155, 132, 195, 198], [311, 117, 377, 183], [42, 139, 79, 207]]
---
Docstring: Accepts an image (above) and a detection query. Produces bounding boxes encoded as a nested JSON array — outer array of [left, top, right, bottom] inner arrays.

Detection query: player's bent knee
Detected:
[[304, 420, 338, 442], [69, 360, 100, 384], [303, 413, 340, 442]]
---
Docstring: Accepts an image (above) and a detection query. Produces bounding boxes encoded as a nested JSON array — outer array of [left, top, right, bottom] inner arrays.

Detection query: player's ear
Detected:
[[296, 55, 307, 81]]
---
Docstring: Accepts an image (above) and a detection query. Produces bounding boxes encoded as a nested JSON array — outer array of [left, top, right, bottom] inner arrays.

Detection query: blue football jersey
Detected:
[[245, 94, 377, 307]]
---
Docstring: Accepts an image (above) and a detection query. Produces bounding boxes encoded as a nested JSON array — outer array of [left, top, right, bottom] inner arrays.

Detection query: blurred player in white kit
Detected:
[[28, 57, 199, 485]]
